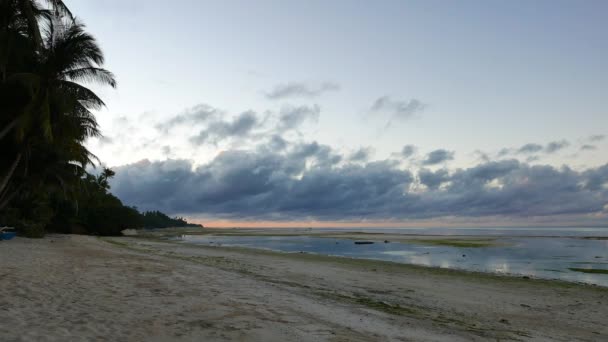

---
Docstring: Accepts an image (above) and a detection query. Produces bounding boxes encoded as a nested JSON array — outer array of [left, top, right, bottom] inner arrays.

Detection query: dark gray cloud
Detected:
[[422, 149, 454, 165], [109, 150, 608, 222], [401, 145, 417, 158], [517, 143, 543, 154], [190, 111, 259, 145], [349, 147, 373, 162], [289, 142, 342, 168], [581, 144, 597, 151], [526, 155, 540, 163], [265, 82, 340, 100], [371, 96, 426, 123], [418, 168, 449, 190], [267, 135, 288, 151], [545, 140, 570, 154], [277, 104, 320, 131]]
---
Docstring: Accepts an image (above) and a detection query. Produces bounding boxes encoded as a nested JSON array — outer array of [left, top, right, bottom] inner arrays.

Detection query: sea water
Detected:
[[177, 227, 608, 286]]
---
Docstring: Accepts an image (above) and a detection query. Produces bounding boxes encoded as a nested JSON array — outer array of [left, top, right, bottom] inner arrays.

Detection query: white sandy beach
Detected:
[[1, 234, 606, 341]]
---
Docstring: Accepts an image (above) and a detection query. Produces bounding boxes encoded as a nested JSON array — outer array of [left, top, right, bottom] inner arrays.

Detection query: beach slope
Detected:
[[0, 235, 606, 341]]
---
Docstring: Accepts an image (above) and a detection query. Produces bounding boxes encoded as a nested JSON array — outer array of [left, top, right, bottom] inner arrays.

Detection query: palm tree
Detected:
[[0, 0, 72, 81], [0, 1, 115, 210]]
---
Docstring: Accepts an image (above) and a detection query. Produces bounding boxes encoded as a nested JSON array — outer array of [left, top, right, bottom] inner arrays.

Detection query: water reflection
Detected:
[[179, 234, 608, 287]]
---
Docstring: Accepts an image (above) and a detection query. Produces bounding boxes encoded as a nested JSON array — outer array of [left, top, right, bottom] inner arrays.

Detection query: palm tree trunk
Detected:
[[0, 187, 19, 211], [0, 117, 18, 140], [0, 152, 22, 201]]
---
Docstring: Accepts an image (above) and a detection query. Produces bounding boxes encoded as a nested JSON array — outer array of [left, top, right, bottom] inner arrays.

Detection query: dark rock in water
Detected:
[[384, 240, 389, 243], [522, 276, 530, 279], [462, 254, 466, 257], [354, 241, 374, 245]]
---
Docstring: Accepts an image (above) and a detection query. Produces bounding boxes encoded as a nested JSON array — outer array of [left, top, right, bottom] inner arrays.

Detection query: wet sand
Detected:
[[0, 234, 606, 341]]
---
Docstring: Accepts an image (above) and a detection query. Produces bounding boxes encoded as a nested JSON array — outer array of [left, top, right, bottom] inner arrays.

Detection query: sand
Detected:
[[0, 234, 606, 341]]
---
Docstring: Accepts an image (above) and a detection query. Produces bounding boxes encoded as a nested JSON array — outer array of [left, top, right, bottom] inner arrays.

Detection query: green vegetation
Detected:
[[0, 1, 200, 237], [140, 211, 201, 229], [568, 268, 608, 275]]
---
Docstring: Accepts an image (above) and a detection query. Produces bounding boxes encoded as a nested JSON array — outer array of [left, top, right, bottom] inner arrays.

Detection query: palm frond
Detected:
[[46, 0, 73, 20], [61, 67, 116, 87], [47, 20, 105, 70], [58, 80, 106, 109]]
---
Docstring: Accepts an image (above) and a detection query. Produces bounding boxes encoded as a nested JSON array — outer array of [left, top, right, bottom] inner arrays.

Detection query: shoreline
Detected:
[[151, 227, 608, 287], [137, 235, 607, 290], [2, 234, 606, 341]]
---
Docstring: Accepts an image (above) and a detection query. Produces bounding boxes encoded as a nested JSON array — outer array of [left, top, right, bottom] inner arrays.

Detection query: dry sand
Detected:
[[0, 234, 606, 341]]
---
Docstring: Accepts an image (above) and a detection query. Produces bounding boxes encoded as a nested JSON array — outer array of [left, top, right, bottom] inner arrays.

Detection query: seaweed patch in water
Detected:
[[568, 268, 608, 275]]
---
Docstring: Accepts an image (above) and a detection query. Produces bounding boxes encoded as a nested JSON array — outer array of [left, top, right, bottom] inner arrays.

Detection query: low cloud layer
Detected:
[[109, 142, 608, 223], [422, 149, 454, 165]]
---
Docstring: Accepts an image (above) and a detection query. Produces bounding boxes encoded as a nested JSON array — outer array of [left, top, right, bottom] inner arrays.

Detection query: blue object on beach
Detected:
[[0, 231, 16, 241]]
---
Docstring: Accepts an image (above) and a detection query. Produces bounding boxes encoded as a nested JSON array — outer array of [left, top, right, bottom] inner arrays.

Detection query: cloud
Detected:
[[401, 145, 417, 158], [265, 82, 340, 100], [545, 140, 569, 154], [97, 135, 114, 146], [155, 102, 321, 148], [497, 148, 511, 157], [109, 150, 608, 222], [277, 104, 320, 131], [474, 150, 491, 163], [498, 140, 571, 158], [370, 96, 426, 125], [349, 147, 373, 162], [288, 142, 342, 168], [517, 143, 543, 154], [589, 134, 605, 142], [422, 149, 454, 165], [267, 135, 288, 151], [581, 144, 597, 151], [156, 104, 219, 133], [418, 168, 449, 190], [190, 111, 259, 145]]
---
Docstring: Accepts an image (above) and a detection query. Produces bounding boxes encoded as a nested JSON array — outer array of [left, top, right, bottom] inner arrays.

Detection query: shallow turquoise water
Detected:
[[177, 228, 608, 286]]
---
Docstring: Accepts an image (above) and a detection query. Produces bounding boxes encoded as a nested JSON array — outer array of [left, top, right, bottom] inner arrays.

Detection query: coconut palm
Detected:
[[0, 1, 115, 210]]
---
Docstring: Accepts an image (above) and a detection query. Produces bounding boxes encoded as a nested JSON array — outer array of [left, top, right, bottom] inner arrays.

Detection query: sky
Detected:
[[65, 0, 608, 227]]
